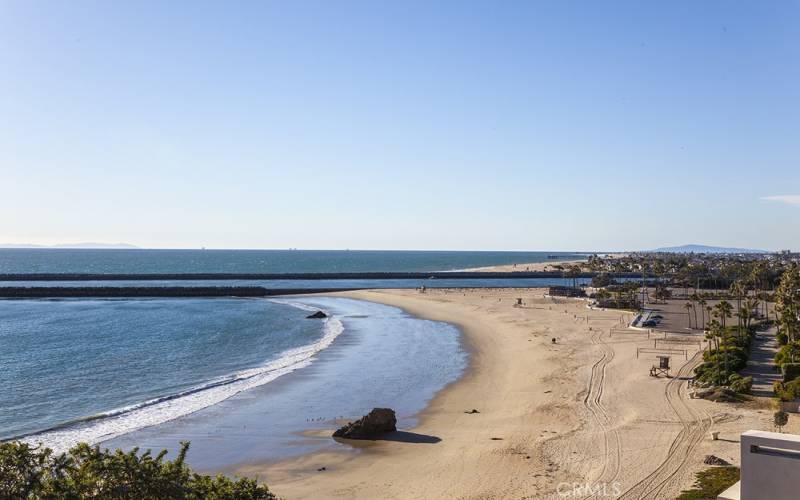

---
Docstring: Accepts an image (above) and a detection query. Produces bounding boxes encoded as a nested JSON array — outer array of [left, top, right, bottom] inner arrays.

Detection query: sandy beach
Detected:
[[463, 254, 628, 273], [237, 288, 793, 499], [464, 259, 587, 272]]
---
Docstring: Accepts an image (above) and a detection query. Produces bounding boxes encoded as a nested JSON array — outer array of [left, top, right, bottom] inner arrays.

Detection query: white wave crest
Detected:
[[23, 302, 343, 454]]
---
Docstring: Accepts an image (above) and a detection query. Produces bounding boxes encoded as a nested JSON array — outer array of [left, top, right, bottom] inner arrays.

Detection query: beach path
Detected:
[[741, 326, 780, 398]]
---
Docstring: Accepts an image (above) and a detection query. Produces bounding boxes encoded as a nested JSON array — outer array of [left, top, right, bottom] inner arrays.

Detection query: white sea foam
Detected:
[[22, 300, 344, 454]]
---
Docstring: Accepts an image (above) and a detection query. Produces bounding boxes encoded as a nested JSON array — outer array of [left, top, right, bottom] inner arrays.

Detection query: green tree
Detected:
[[774, 410, 789, 433], [729, 280, 747, 331], [776, 264, 800, 343], [689, 293, 700, 329], [743, 297, 759, 329], [685, 302, 694, 329], [565, 264, 582, 290], [698, 298, 708, 329], [653, 285, 671, 303], [704, 320, 725, 387], [0, 441, 276, 499], [775, 341, 800, 366], [714, 300, 733, 329]]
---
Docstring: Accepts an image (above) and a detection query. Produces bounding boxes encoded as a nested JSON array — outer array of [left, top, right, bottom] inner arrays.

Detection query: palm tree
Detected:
[[776, 264, 800, 343], [714, 300, 733, 329], [714, 301, 736, 370], [749, 261, 770, 318], [565, 265, 581, 290], [730, 280, 747, 331], [705, 320, 725, 385], [736, 309, 749, 335], [685, 302, 694, 329], [698, 298, 708, 329], [653, 260, 666, 285], [689, 293, 699, 328], [706, 319, 722, 351], [743, 297, 760, 330]]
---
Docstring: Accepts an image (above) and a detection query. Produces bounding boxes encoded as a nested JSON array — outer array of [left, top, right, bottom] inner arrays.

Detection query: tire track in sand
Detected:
[[618, 349, 712, 499], [581, 328, 622, 499]]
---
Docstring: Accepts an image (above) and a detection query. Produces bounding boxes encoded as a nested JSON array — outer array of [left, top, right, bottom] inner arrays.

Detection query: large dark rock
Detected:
[[333, 408, 397, 439], [306, 310, 327, 319]]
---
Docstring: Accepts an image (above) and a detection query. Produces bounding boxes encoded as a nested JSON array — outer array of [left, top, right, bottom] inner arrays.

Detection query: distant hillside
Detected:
[[0, 242, 139, 249], [651, 244, 766, 254]]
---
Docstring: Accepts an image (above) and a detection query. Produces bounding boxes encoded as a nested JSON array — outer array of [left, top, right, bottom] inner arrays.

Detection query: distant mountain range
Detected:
[[0, 242, 139, 249], [651, 244, 766, 254]]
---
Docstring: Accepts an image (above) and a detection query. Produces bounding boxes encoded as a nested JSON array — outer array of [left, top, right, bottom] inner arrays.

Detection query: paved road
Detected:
[[742, 327, 780, 397]]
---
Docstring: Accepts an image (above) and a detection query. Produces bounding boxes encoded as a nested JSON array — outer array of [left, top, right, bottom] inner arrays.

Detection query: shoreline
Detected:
[[9, 286, 792, 498], [214, 290, 479, 476], [236, 288, 611, 498], [94, 294, 466, 472], [237, 288, 791, 499]]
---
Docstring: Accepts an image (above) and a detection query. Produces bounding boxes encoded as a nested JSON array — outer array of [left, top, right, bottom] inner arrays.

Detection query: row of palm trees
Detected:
[[684, 296, 731, 330], [775, 263, 800, 345], [595, 283, 640, 308], [682, 278, 766, 334]]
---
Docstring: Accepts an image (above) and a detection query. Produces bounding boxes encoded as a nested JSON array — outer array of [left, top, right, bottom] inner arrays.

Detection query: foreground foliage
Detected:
[[676, 466, 740, 500], [0, 441, 276, 499]]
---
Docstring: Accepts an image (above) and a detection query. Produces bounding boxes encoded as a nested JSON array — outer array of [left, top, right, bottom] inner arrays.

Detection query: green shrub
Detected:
[[720, 347, 748, 370], [774, 379, 800, 401], [729, 375, 752, 394], [775, 410, 789, 431], [677, 466, 740, 500], [782, 363, 800, 382], [776, 342, 800, 367], [0, 441, 275, 499]]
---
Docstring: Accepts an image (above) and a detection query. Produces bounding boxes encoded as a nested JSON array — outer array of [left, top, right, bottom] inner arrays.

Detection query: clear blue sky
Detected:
[[1, 1, 798, 251]]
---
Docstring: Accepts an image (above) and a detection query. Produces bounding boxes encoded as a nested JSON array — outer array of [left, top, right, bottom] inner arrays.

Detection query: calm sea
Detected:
[[0, 249, 579, 462], [2, 296, 466, 464], [0, 249, 587, 274]]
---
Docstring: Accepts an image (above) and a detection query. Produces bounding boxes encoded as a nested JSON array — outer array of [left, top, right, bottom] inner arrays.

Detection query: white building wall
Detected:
[[739, 430, 800, 499]]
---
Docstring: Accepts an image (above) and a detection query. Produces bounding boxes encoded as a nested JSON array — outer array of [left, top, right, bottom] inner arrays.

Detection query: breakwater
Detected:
[[0, 287, 362, 298], [0, 271, 643, 281]]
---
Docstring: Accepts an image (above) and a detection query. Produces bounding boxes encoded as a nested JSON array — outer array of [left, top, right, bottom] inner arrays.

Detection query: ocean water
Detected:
[[0, 249, 567, 465], [1, 298, 337, 445], [0, 249, 586, 274], [2, 296, 466, 466], [104, 298, 467, 469], [1, 277, 594, 289]]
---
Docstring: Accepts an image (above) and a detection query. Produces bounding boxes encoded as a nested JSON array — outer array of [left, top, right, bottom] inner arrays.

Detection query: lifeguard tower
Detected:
[[649, 355, 671, 377]]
